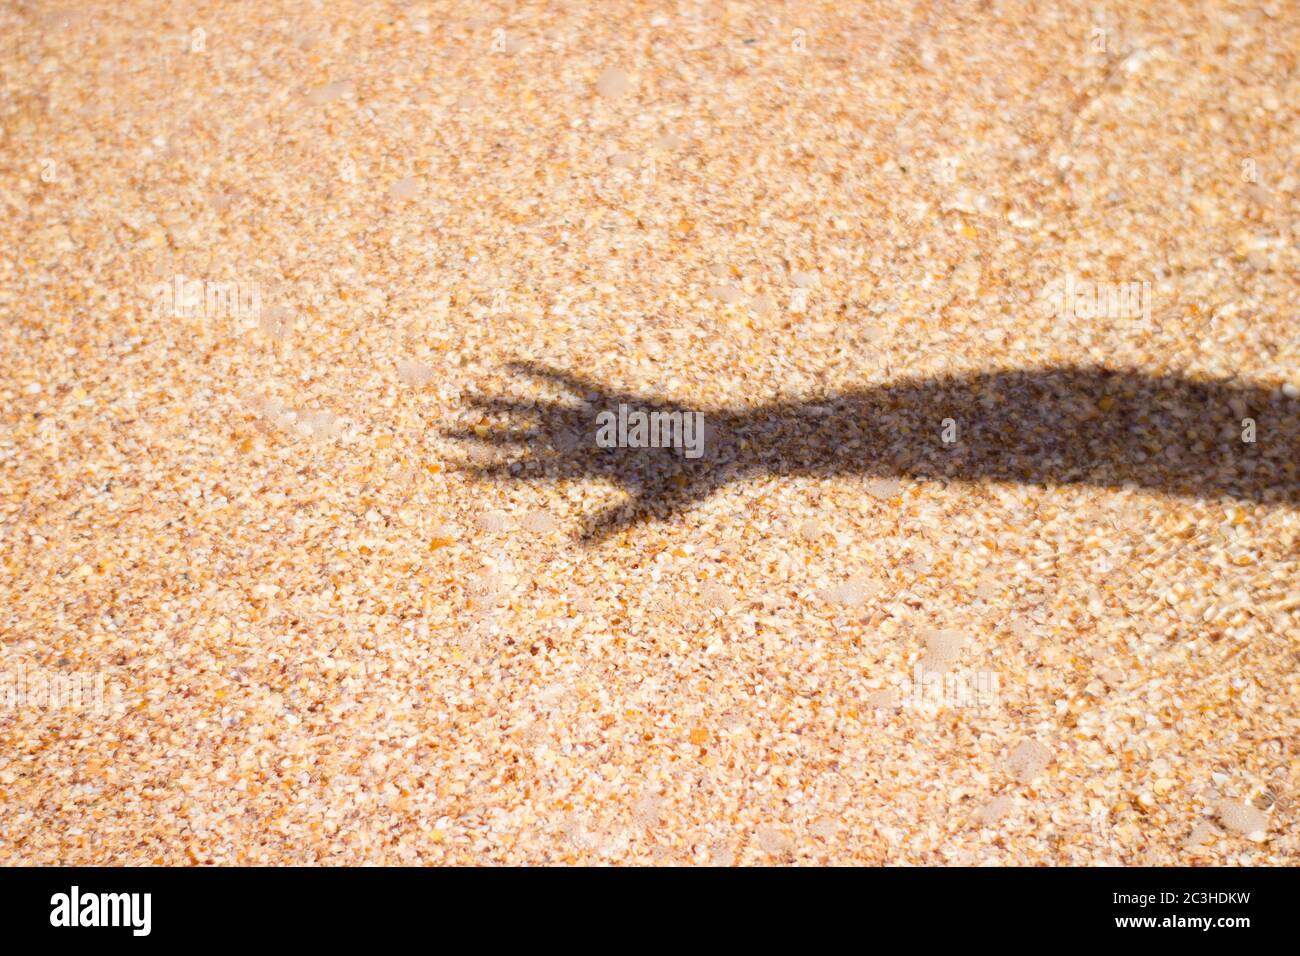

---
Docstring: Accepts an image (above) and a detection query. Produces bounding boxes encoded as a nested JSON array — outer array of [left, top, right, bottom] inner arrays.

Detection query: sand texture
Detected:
[[1, 1, 1297, 864]]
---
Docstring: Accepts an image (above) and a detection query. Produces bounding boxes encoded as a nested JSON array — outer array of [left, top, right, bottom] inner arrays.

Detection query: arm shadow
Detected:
[[447, 362, 1298, 542]]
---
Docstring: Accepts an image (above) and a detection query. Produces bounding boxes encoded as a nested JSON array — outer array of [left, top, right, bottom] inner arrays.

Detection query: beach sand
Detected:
[[1, 1, 1296, 864]]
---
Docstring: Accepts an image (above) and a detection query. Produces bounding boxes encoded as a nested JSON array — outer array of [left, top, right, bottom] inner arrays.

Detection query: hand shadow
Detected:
[[447, 361, 1298, 543]]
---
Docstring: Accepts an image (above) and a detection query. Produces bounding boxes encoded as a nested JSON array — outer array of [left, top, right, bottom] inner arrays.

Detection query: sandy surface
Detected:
[[1, 1, 1297, 864]]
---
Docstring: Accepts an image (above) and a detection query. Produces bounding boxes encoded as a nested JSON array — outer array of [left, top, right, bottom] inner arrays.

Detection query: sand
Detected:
[[0, 1, 1296, 864]]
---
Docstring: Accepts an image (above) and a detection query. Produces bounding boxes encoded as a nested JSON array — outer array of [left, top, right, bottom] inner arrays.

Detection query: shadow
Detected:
[[447, 362, 1299, 542]]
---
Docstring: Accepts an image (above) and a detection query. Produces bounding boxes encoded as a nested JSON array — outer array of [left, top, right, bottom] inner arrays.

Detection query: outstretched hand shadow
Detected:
[[447, 362, 1298, 542]]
